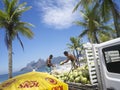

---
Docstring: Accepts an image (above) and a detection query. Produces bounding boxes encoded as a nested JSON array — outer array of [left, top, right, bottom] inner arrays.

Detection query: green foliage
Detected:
[[0, 0, 34, 78], [67, 36, 84, 66], [73, 0, 119, 43]]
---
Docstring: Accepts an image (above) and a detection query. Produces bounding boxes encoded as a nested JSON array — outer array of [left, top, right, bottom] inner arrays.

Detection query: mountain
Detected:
[[20, 58, 45, 72], [20, 56, 66, 72], [51, 56, 66, 64]]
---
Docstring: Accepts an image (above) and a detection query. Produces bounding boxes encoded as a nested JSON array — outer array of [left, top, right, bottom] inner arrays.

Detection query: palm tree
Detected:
[[75, 4, 115, 43], [67, 37, 83, 66], [0, 0, 34, 78], [100, 0, 120, 37], [73, 0, 120, 37], [73, 0, 97, 12]]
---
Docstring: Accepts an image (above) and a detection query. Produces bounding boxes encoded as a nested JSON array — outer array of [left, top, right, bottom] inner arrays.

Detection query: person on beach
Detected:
[[46, 54, 55, 73], [60, 51, 78, 69]]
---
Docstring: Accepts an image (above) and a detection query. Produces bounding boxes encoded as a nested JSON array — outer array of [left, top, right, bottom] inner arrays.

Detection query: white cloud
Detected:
[[37, 0, 80, 29]]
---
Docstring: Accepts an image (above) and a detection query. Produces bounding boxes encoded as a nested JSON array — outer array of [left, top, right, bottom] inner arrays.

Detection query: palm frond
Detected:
[[80, 11, 89, 20], [17, 26, 34, 39], [93, 20, 100, 27], [11, 2, 31, 19], [100, 0, 112, 22], [17, 22, 34, 27], [79, 29, 88, 37], [17, 6, 32, 14], [73, 1, 81, 13], [0, 10, 8, 19], [17, 34, 24, 50], [8, 0, 18, 15], [3, 0, 9, 12], [100, 25, 113, 31], [75, 21, 87, 27]]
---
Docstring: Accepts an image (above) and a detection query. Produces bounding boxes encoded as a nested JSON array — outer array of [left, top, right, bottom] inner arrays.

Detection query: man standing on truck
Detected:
[[60, 51, 78, 69]]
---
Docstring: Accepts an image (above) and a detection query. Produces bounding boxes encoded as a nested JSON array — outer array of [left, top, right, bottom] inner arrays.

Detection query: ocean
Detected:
[[0, 64, 70, 83], [0, 68, 47, 83], [0, 71, 26, 82]]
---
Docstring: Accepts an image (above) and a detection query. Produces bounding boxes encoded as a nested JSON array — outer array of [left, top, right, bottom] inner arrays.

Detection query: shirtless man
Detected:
[[46, 54, 54, 73], [61, 51, 77, 69]]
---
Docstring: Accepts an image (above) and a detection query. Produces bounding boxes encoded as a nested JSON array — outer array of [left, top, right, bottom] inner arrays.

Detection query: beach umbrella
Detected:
[[0, 71, 68, 90]]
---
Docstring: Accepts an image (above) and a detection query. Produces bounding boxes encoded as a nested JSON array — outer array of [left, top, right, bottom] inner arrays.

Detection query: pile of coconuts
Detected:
[[52, 64, 90, 84]]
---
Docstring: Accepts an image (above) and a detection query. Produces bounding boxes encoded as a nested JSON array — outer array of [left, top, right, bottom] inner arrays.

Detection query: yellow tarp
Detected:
[[0, 71, 68, 90]]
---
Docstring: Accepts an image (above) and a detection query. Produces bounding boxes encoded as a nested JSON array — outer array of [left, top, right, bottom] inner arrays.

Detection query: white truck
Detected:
[[84, 38, 120, 90]]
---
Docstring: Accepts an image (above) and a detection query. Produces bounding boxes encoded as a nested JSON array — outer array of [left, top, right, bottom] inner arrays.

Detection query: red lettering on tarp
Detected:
[[18, 81, 39, 88], [30, 81, 39, 87], [2, 79, 16, 87], [52, 85, 63, 90], [45, 77, 57, 85]]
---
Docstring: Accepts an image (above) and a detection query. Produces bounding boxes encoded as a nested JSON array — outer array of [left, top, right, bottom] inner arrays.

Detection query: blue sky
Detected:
[[0, 0, 87, 74]]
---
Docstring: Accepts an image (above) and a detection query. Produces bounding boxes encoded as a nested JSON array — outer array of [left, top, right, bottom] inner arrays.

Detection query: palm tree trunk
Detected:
[[8, 38, 13, 78], [112, 10, 120, 37], [75, 49, 80, 66], [73, 50, 76, 58], [94, 32, 99, 44]]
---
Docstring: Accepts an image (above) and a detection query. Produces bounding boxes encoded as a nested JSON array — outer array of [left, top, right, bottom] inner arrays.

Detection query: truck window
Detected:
[[102, 44, 120, 73]]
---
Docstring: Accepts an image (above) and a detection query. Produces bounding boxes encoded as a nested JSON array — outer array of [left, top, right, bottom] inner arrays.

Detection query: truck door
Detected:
[[98, 38, 120, 90]]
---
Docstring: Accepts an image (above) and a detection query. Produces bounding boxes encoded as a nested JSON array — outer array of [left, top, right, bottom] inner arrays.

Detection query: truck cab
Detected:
[[95, 38, 120, 90]]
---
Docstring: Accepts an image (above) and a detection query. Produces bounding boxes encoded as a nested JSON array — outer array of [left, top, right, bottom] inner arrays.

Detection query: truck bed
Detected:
[[67, 82, 98, 90]]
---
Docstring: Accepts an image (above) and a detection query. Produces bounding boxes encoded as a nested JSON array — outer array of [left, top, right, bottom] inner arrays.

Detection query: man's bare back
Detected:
[[67, 54, 76, 61]]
